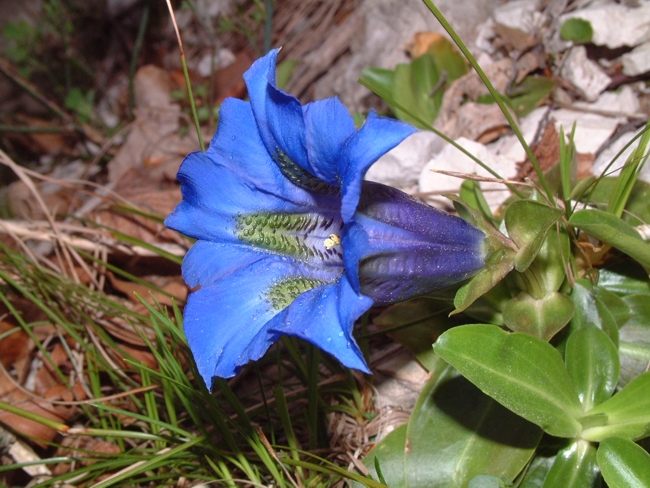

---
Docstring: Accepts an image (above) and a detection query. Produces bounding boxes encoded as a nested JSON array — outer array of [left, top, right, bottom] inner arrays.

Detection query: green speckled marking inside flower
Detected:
[[266, 277, 326, 310], [235, 212, 343, 263], [274, 150, 339, 195]]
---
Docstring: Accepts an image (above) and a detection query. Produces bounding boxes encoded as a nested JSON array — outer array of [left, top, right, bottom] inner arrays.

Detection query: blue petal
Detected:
[[341, 219, 369, 294], [165, 98, 339, 242], [207, 97, 297, 198], [339, 111, 417, 221], [268, 276, 374, 373], [245, 51, 358, 189], [184, 257, 294, 385], [244, 50, 310, 171], [184, 267, 274, 385], [181, 240, 267, 288], [303, 97, 356, 184]]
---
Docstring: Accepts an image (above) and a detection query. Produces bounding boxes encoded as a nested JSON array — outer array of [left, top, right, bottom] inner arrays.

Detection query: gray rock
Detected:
[[622, 41, 650, 76], [366, 132, 444, 194], [560, 46, 611, 102], [313, 0, 504, 113]]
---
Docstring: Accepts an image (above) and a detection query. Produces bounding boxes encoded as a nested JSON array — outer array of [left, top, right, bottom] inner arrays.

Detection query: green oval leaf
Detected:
[[468, 475, 509, 488], [597, 437, 650, 488], [570, 279, 620, 346], [594, 287, 631, 329], [541, 440, 599, 488], [565, 326, 619, 411], [360, 67, 395, 101], [599, 261, 650, 296], [358, 424, 407, 488], [518, 455, 555, 488], [434, 324, 583, 437], [393, 54, 440, 128], [560, 18, 594, 43], [532, 224, 571, 295], [569, 209, 650, 271], [581, 371, 650, 441], [453, 247, 516, 315], [505, 76, 556, 118], [619, 294, 650, 386], [404, 362, 541, 487]]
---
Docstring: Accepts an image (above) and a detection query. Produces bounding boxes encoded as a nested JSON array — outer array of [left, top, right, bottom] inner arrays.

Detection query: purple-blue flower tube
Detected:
[[165, 49, 486, 388]]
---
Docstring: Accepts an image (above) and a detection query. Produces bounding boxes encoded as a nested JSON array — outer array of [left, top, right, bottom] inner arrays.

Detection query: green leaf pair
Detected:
[[357, 357, 541, 487], [570, 209, 650, 272], [433, 324, 650, 485]]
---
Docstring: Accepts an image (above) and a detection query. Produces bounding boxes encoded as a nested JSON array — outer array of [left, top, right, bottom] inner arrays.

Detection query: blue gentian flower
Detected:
[[165, 49, 485, 388]]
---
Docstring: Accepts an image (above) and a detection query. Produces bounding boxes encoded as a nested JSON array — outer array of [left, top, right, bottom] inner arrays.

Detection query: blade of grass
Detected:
[[0, 400, 69, 432], [307, 345, 321, 451], [559, 123, 578, 218], [88, 435, 205, 488], [128, 3, 150, 116], [165, 0, 205, 152], [274, 385, 303, 477], [264, 0, 274, 54], [608, 121, 650, 217]]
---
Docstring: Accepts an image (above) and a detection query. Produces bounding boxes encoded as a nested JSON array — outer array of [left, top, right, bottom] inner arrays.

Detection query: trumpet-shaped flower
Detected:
[[165, 49, 486, 388]]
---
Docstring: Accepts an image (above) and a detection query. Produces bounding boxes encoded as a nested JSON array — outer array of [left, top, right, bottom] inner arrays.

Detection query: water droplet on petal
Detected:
[[346, 342, 351, 348], [326, 337, 332, 342], [338, 331, 343, 337]]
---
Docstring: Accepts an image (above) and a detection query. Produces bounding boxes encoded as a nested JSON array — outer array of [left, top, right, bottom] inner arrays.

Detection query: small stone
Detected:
[[560, 46, 611, 102], [366, 131, 444, 195], [419, 137, 516, 210], [622, 41, 650, 76], [492, 0, 544, 35]]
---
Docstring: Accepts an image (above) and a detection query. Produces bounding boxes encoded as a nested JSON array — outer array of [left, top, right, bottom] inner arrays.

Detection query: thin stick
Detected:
[[165, 0, 205, 152], [428, 169, 537, 187]]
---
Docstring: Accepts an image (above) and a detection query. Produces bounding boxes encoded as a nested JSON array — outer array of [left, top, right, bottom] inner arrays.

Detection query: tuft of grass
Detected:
[[0, 229, 382, 486]]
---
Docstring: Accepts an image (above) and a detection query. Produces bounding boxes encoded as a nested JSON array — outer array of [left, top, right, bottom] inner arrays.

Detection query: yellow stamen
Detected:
[[324, 234, 341, 250]]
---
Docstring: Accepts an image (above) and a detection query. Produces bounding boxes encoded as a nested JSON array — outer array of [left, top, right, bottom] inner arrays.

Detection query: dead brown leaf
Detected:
[[107, 65, 197, 185], [435, 58, 515, 141], [0, 388, 66, 443], [0, 321, 30, 368], [214, 51, 254, 103], [13, 115, 69, 155], [52, 436, 121, 476], [407, 32, 446, 58], [578, 152, 594, 180], [515, 50, 545, 84], [516, 123, 560, 180], [107, 271, 187, 307], [493, 23, 537, 52]]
